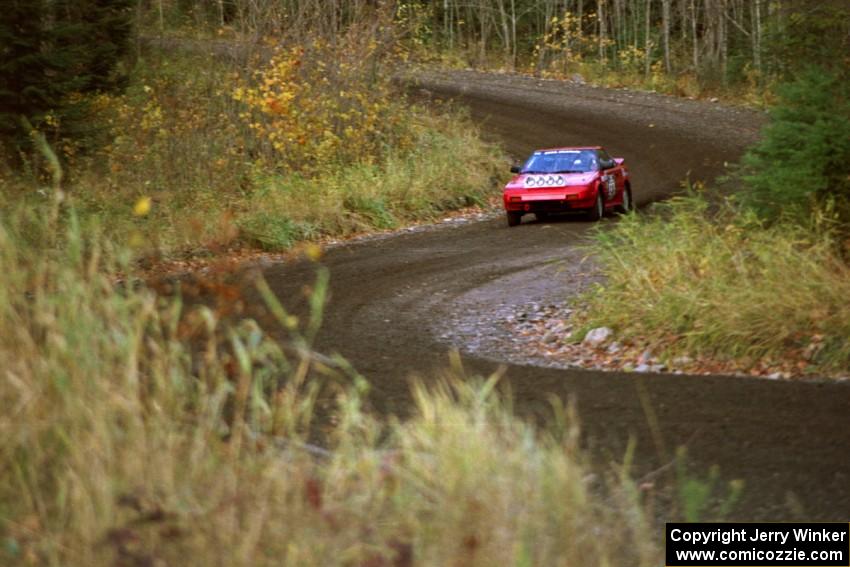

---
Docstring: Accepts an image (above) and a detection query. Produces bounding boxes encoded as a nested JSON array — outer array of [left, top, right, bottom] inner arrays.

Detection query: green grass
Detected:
[[579, 192, 850, 375], [0, 212, 661, 566]]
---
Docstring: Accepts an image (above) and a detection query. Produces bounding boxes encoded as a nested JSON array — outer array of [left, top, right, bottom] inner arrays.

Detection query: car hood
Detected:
[[504, 172, 597, 190]]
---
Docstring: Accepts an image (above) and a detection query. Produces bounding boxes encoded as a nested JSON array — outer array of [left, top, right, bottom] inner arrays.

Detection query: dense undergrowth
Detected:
[[0, 212, 662, 566], [1, 41, 502, 257], [579, 68, 850, 377]]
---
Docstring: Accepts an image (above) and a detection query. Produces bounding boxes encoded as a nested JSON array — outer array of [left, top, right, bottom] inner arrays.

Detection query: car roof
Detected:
[[533, 146, 603, 153]]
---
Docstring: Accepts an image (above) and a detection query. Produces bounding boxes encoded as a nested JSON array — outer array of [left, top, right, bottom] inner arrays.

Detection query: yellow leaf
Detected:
[[304, 243, 323, 262], [133, 196, 152, 216]]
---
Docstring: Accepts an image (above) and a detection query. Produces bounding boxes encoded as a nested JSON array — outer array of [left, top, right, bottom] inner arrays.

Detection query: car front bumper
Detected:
[[503, 188, 596, 212]]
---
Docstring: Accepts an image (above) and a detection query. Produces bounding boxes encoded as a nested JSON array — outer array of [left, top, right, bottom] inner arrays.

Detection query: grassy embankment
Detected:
[[1, 40, 502, 258], [577, 69, 850, 377]]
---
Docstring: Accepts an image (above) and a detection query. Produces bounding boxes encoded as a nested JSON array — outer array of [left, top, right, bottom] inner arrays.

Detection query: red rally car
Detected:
[[503, 146, 633, 226]]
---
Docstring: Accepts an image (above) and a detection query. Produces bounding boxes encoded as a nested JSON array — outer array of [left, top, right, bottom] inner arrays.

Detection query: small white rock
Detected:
[[583, 327, 613, 348]]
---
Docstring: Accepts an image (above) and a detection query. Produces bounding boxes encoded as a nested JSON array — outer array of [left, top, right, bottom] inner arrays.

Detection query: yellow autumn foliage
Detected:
[[234, 39, 414, 174]]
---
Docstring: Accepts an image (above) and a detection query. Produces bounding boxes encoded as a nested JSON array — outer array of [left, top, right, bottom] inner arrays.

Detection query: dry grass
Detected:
[[237, 112, 501, 249], [0, 211, 660, 566], [579, 192, 850, 374]]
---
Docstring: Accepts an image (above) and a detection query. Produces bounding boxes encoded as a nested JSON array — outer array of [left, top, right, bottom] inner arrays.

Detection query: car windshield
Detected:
[[521, 150, 598, 174]]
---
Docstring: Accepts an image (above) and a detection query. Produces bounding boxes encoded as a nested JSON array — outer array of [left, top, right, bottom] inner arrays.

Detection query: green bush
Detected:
[[740, 67, 850, 222]]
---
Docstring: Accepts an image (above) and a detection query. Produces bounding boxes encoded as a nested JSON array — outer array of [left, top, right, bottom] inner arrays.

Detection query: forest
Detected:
[[147, 0, 848, 92]]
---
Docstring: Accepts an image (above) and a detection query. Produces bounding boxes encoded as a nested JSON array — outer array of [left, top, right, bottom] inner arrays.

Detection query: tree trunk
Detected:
[[691, 0, 699, 72], [752, 0, 762, 73], [644, 0, 652, 78], [577, 0, 583, 39], [719, 0, 728, 83], [663, 0, 672, 72], [510, 0, 517, 68], [598, 0, 607, 62]]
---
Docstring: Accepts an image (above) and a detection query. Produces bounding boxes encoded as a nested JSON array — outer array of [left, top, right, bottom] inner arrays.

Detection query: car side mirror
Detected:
[[601, 159, 616, 170], [510, 165, 521, 174]]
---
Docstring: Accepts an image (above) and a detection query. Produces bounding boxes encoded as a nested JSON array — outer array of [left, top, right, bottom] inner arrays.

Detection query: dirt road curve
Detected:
[[250, 70, 850, 520]]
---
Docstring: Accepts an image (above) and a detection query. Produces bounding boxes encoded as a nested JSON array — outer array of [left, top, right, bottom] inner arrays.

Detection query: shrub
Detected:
[[233, 37, 413, 175], [24, 44, 502, 255], [739, 67, 850, 223], [0, 0, 133, 152]]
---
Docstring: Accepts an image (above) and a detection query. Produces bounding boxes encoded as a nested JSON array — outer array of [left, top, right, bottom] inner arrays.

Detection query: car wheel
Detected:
[[616, 185, 633, 214], [587, 190, 604, 222], [535, 211, 549, 222], [506, 211, 523, 227]]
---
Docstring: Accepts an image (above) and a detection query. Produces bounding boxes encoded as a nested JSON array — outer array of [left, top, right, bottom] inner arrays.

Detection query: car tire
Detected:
[[616, 185, 633, 214], [587, 190, 604, 222], [535, 211, 549, 222], [506, 211, 523, 227]]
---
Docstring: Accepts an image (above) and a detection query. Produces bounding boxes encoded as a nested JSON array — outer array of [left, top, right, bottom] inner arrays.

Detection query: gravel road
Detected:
[[246, 69, 850, 520]]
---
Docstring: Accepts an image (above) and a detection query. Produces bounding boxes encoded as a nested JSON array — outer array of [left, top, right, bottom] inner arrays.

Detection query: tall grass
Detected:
[[238, 113, 501, 249], [580, 193, 850, 374], [0, 212, 659, 566]]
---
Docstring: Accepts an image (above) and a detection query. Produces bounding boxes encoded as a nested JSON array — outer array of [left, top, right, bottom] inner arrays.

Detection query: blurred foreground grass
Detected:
[[0, 210, 663, 566]]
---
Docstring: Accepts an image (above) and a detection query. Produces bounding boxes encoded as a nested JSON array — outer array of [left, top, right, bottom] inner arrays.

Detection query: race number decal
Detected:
[[606, 175, 616, 199]]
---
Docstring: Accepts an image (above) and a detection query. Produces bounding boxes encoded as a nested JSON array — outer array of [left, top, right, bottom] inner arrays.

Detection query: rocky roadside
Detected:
[[444, 294, 850, 382], [435, 238, 848, 382]]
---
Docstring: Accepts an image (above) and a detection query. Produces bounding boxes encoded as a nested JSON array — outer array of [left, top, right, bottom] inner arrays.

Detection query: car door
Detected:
[[598, 150, 621, 201]]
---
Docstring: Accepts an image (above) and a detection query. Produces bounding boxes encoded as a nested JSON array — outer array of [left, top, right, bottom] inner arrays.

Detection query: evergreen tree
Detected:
[[0, 0, 52, 141], [741, 68, 850, 223], [0, 0, 134, 155]]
